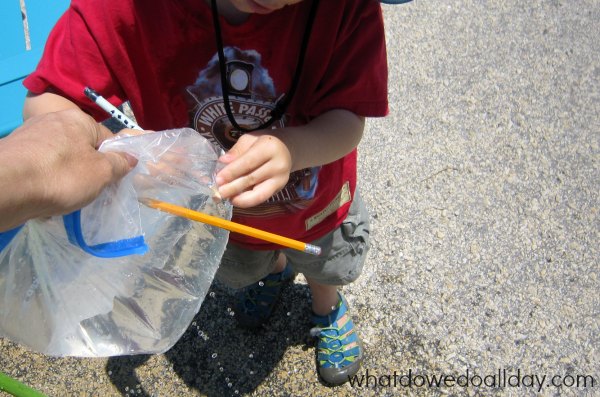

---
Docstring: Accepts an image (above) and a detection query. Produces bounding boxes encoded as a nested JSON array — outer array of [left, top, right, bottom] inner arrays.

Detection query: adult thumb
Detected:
[[103, 151, 138, 182]]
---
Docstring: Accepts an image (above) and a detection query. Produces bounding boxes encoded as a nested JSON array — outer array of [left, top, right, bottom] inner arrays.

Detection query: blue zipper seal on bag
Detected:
[[0, 225, 23, 252], [63, 210, 148, 258]]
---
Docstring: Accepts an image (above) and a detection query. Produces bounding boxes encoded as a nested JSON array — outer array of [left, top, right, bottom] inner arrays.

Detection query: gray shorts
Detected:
[[216, 191, 370, 289]]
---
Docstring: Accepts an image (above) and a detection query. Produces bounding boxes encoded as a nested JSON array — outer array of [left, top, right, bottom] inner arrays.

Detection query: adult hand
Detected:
[[215, 130, 293, 208], [0, 109, 137, 231]]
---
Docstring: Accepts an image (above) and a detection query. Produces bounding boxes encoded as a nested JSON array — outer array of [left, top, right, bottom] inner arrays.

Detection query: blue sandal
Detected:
[[234, 265, 295, 328], [311, 293, 363, 385]]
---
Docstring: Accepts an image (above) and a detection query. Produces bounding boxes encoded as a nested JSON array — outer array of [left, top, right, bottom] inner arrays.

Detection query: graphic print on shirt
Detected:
[[186, 47, 319, 216]]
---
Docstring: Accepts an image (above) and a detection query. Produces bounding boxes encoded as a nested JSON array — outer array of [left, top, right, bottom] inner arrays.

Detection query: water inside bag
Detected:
[[0, 128, 231, 356]]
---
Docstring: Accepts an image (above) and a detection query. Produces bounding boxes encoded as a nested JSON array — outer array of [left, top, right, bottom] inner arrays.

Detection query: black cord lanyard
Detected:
[[210, 0, 320, 132]]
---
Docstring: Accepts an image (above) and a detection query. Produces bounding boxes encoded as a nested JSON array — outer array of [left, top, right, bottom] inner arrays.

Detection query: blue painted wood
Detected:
[[0, 0, 70, 138], [0, 1, 26, 59]]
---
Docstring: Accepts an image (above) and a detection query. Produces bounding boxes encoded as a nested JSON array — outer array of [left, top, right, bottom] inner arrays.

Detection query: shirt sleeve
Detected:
[[23, 1, 128, 121], [307, 1, 389, 118]]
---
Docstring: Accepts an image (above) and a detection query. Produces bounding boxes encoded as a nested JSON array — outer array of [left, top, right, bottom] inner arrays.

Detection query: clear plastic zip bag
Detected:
[[0, 128, 230, 357]]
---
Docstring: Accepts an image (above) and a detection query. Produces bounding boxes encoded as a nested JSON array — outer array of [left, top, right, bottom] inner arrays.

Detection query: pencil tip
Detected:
[[138, 197, 154, 207], [211, 186, 222, 203], [83, 87, 98, 100]]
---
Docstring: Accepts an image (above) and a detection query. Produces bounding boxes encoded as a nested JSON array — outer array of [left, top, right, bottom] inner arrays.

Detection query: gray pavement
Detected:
[[1, 1, 598, 396]]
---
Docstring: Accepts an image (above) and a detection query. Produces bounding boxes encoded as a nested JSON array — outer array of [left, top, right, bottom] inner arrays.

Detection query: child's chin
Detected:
[[245, 0, 277, 14]]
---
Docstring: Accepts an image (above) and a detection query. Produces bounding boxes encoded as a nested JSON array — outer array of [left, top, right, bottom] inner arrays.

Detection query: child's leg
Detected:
[[305, 277, 339, 316], [271, 252, 287, 274], [217, 244, 294, 328], [283, 191, 371, 385]]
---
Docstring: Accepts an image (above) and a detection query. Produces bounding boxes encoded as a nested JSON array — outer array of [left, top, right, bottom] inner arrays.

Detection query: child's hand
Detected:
[[215, 110, 365, 208], [215, 131, 293, 208]]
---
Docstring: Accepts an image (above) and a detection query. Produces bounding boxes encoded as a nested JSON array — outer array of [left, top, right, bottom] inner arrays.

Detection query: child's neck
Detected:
[[205, 0, 250, 25]]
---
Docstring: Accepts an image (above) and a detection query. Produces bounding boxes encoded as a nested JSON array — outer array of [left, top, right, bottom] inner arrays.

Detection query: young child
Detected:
[[23, 0, 389, 385]]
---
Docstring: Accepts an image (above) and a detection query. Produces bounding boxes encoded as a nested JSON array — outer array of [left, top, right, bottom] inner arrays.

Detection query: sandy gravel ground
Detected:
[[1, 1, 598, 396]]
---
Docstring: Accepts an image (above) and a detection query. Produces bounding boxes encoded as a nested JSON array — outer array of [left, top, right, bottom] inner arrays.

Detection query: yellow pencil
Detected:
[[139, 198, 321, 256]]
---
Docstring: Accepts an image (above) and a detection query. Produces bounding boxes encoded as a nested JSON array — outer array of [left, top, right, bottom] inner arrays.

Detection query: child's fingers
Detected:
[[215, 132, 280, 182], [217, 162, 271, 199], [218, 159, 290, 206], [217, 151, 238, 165], [216, 150, 268, 186], [228, 178, 283, 208]]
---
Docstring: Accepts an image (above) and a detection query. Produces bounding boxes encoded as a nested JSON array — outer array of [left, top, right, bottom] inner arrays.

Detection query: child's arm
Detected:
[[215, 109, 364, 208], [23, 92, 82, 119]]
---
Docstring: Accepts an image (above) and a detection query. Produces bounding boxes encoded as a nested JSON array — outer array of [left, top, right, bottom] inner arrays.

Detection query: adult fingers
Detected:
[[95, 123, 116, 145], [96, 126, 149, 146], [102, 151, 138, 182], [123, 127, 149, 135], [116, 127, 150, 137]]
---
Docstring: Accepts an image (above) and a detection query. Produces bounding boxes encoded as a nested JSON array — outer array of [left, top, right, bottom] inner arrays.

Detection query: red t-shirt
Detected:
[[25, 0, 388, 250]]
